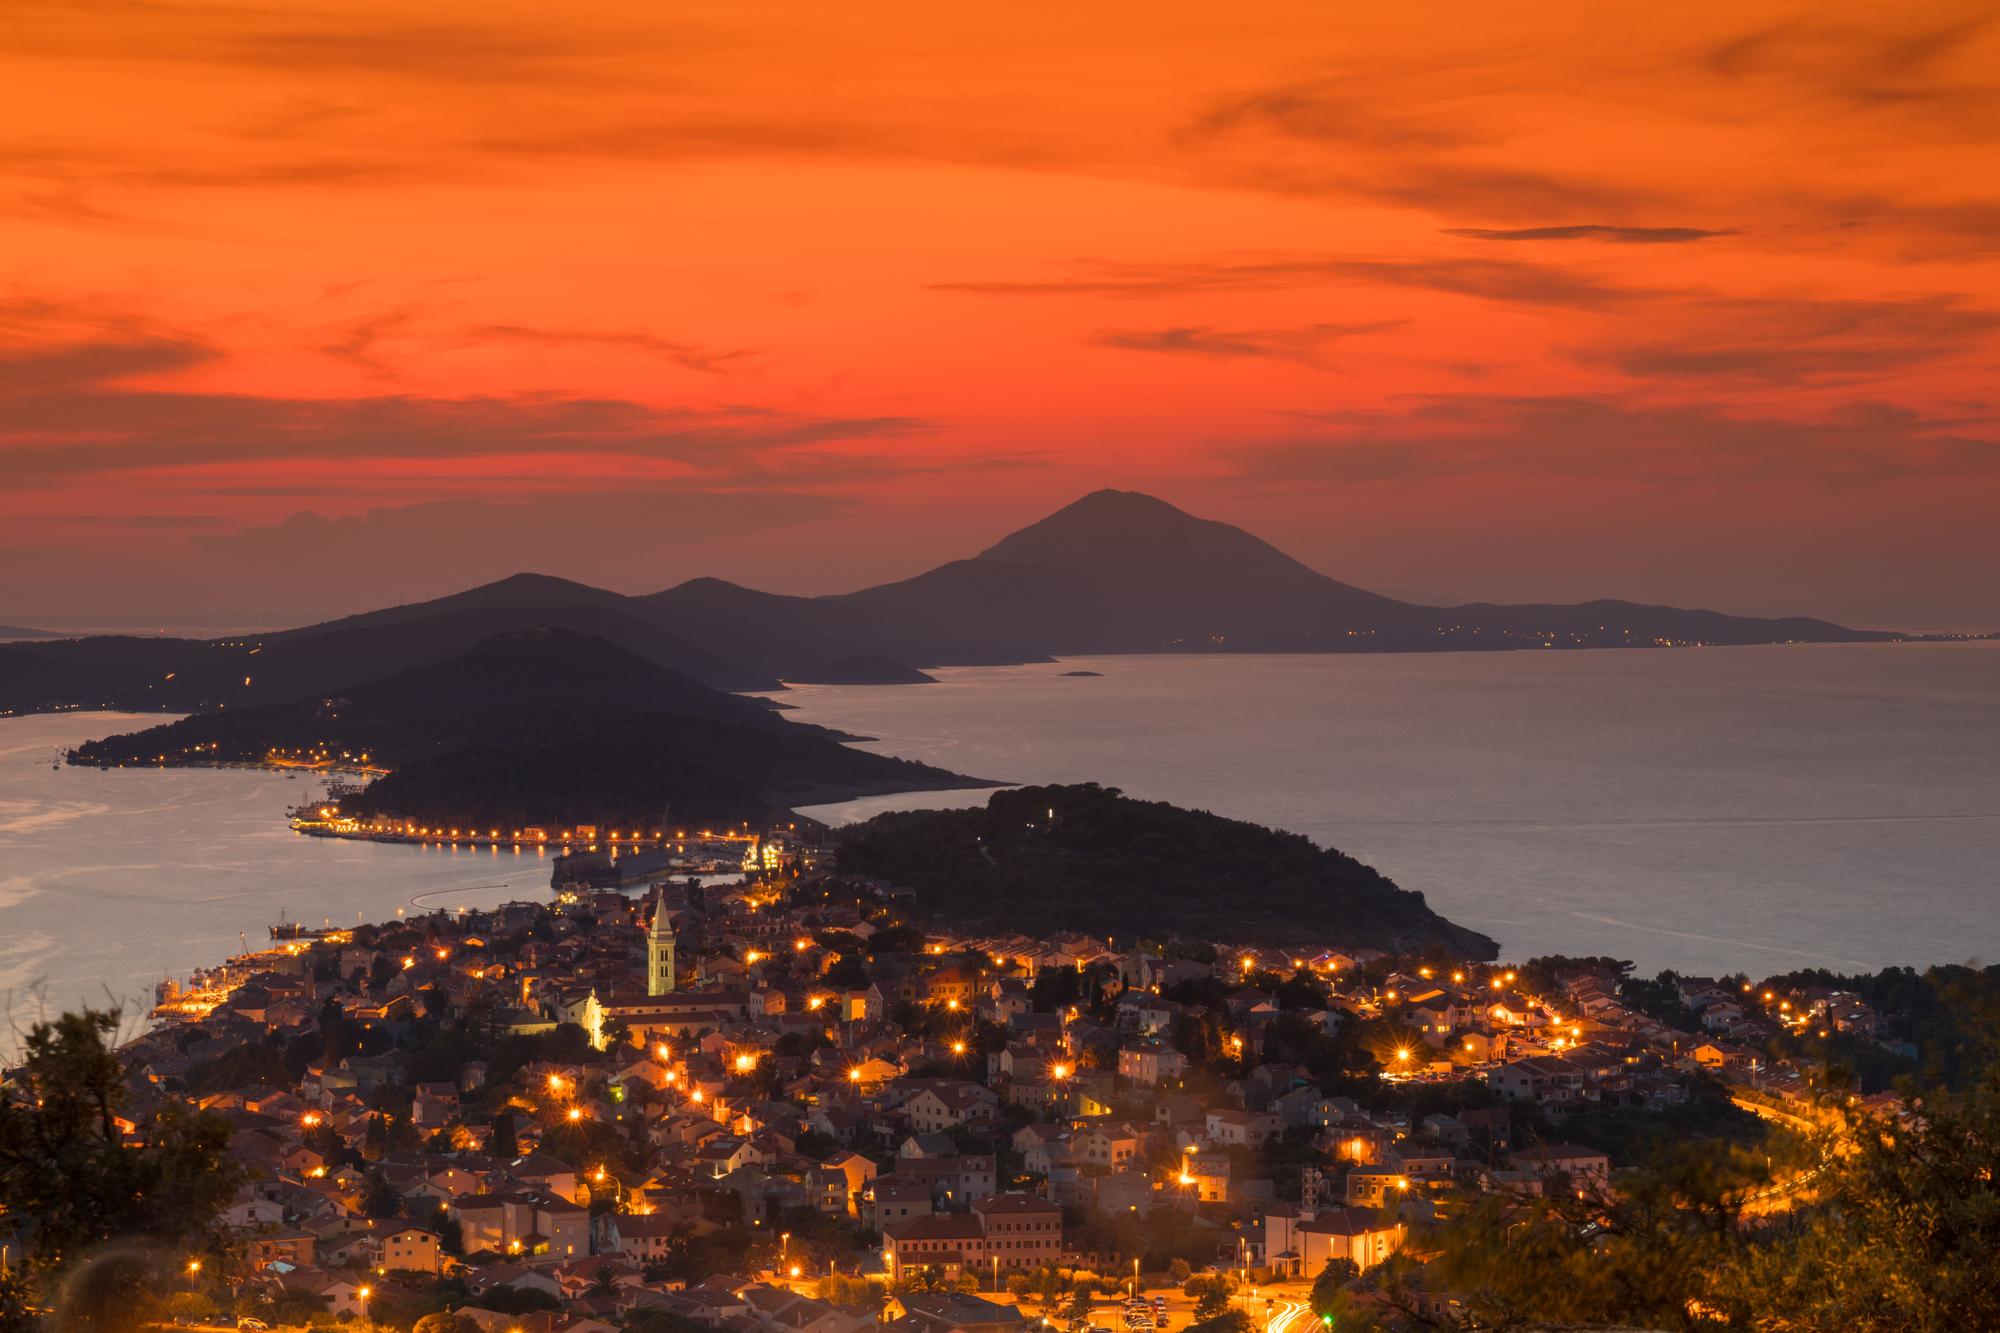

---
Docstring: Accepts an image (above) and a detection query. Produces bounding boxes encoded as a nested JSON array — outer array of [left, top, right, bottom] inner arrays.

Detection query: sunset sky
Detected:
[[3, 2, 1997, 631]]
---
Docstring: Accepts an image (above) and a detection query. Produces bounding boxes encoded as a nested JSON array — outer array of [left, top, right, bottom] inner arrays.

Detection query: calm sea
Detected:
[[785, 644, 2000, 978], [0, 714, 552, 1055], [3, 644, 1995, 1052]]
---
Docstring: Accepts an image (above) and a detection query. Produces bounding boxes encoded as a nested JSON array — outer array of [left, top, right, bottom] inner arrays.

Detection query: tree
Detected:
[[489, 1110, 519, 1159], [412, 1314, 480, 1333], [467, 1286, 559, 1315], [0, 1008, 242, 1333], [361, 1169, 403, 1219], [817, 1274, 886, 1310], [1185, 1275, 1232, 1321], [1710, 1075, 2000, 1332], [429, 1202, 464, 1255], [1186, 1314, 1252, 1333], [1308, 1258, 1358, 1322], [1380, 1140, 1761, 1331]]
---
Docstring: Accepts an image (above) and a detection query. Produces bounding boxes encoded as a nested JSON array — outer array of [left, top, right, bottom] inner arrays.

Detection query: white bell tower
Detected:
[[647, 885, 677, 996]]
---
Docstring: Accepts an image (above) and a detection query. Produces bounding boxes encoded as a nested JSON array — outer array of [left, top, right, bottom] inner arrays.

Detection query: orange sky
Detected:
[[3, 1, 1997, 629]]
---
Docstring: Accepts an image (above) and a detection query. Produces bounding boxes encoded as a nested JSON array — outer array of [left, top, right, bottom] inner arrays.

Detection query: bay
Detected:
[[0, 713, 553, 1056]]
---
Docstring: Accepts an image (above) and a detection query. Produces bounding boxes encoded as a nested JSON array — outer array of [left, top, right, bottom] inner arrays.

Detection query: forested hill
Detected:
[[69, 629, 990, 830], [837, 783, 1498, 957], [67, 628, 798, 768], [335, 714, 983, 833]]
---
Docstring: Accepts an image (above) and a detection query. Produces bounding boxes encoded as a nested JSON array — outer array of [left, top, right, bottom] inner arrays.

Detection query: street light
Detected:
[[357, 1285, 372, 1322]]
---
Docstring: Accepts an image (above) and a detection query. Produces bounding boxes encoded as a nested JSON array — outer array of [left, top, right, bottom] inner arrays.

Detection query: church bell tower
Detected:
[[647, 885, 677, 996]]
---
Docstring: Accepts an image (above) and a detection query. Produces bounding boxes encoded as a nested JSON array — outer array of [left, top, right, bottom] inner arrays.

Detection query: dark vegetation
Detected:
[[0, 1010, 243, 1333], [1371, 1072, 2000, 1333], [836, 782, 1499, 955], [71, 630, 986, 830], [70, 628, 801, 767], [339, 711, 979, 831]]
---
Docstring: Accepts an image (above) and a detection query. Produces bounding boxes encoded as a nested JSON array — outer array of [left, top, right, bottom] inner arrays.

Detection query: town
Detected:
[[0, 826, 1909, 1333]]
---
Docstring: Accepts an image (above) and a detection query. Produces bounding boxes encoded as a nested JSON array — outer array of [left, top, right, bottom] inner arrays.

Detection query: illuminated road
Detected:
[[1731, 1094, 1833, 1216], [1265, 1299, 1311, 1333]]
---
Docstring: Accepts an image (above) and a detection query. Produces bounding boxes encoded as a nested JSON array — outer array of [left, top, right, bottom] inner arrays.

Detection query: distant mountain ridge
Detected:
[[641, 489, 1888, 671], [0, 489, 1899, 718], [0, 574, 777, 717]]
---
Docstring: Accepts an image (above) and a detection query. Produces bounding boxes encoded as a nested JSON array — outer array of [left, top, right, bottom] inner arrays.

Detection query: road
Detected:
[[1264, 1299, 1311, 1333], [1731, 1094, 1834, 1216]]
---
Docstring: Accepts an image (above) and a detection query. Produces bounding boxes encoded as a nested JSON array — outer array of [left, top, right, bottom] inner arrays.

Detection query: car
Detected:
[[240, 1321, 270, 1331]]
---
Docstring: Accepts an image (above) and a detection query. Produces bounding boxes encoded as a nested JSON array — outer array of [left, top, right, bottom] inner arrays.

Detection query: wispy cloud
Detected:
[[1090, 321, 1404, 366], [474, 323, 755, 374], [0, 324, 927, 485], [1220, 394, 2000, 486], [935, 254, 1662, 310], [1575, 294, 2000, 382], [1444, 225, 1735, 244]]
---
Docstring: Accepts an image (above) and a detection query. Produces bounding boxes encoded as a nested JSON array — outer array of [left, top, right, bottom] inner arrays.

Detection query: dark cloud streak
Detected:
[[1445, 224, 1735, 244], [1222, 394, 2000, 486]]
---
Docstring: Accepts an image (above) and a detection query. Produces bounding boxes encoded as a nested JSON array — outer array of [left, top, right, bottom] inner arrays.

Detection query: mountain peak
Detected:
[[978, 488, 1310, 578], [456, 571, 618, 603]]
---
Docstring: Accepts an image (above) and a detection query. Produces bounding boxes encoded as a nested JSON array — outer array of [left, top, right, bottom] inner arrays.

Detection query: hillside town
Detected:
[[4, 845, 1894, 1333]]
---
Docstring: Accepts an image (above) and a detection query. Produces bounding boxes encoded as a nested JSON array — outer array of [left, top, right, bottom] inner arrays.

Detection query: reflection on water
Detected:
[[787, 644, 2000, 976], [0, 713, 552, 1054]]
